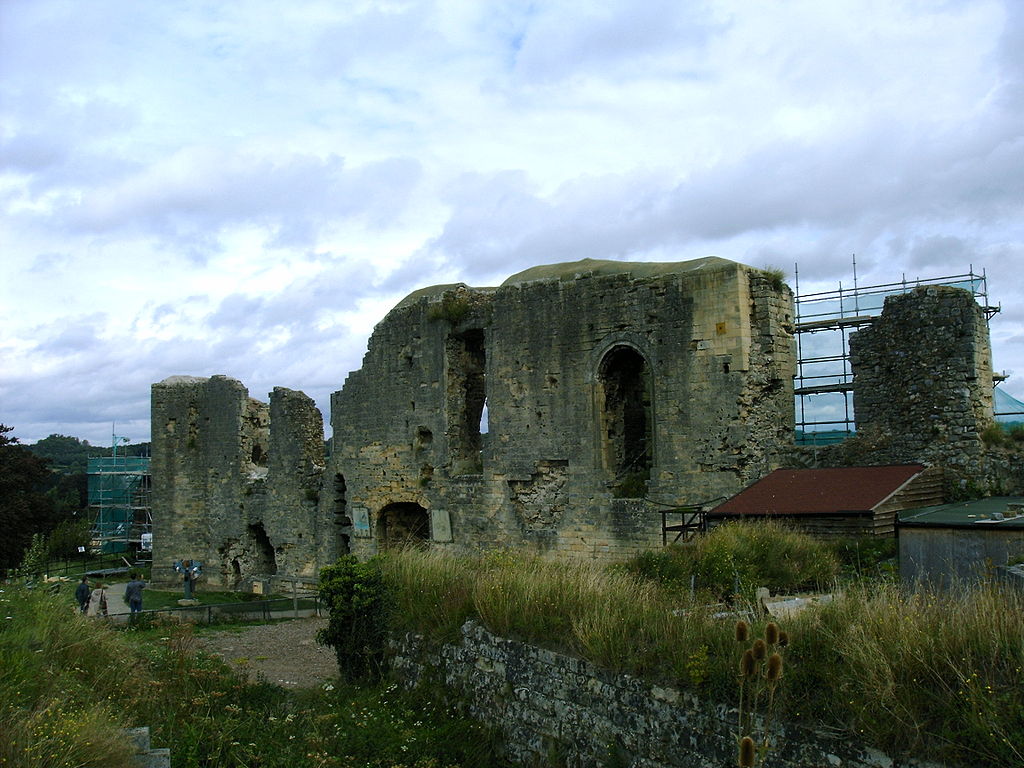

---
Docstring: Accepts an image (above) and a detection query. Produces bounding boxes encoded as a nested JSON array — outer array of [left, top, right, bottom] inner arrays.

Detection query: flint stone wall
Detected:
[[391, 621, 947, 768]]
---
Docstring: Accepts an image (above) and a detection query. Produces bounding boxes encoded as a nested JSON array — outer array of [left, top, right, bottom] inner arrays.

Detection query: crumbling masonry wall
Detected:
[[151, 376, 333, 588], [151, 259, 1011, 586], [331, 257, 796, 561], [850, 286, 992, 464]]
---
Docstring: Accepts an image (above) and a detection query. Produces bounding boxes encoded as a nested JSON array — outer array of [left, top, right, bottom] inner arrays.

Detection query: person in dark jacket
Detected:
[[124, 574, 146, 614], [75, 575, 91, 613]]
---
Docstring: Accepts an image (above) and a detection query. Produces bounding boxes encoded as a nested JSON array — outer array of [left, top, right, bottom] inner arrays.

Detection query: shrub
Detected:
[[761, 267, 786, 292], [830, 535, 897, 578], [317, 555, 392, 682], [426, 295, 471, 324], [981, 422, 1009, 447], [620, 520, 840, 599]]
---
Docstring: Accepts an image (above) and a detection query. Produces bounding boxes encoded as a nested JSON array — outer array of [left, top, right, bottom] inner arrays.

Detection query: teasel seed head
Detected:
[[740, 648, 757, 678], [735, 619, 750, 643], [767, 652, 783, 682], [765, 622, 779, 645], [778, 630, 790, 647], [739, 736, 756, 767], [752, 638, 767, 661]]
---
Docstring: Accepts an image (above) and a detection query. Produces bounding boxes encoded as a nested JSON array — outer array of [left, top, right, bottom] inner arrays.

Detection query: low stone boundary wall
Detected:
[[391, 621, 948, 768]]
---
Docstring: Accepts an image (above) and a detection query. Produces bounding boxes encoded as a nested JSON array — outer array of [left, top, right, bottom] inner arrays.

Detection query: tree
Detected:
[[0, 425, 60, 571], [317, 555, 392, 682]]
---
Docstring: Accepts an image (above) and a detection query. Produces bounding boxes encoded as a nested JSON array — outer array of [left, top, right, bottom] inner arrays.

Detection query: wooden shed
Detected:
[[899, 496, 1024, 585], [707, 464, 944, 536]]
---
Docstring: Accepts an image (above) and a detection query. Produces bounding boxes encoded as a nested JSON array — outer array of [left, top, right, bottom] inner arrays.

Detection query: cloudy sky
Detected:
[[2, 0, 1023, 447]]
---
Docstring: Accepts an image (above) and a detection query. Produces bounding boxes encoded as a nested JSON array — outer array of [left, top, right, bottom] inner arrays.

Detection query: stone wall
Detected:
[[151, 376, 335, 588], [850, 286, 992, 464], [391, 621, 945, 768], [798, 285, 1022, 494], [151, 259, 1012, 586], [331, 257, 796, 562]]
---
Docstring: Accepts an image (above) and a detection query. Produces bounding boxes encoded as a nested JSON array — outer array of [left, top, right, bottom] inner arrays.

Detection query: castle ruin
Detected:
[[151, 257, 1007, 589]]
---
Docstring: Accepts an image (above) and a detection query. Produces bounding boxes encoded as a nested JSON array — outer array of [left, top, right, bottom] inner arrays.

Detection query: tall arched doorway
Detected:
[[598, 345, 653, 496], [377, 502, 430, 549]]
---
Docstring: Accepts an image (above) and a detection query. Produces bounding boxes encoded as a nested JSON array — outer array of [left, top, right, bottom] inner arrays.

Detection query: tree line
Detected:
[[0, 425, 150, 572]]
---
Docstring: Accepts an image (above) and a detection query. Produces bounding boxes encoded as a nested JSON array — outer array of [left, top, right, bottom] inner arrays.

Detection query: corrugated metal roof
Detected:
[[898, 496, 1024, 528], [709, 465, 927, 517]]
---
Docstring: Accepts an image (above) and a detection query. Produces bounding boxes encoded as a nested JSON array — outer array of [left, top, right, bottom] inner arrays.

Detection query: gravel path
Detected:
[[194, 617, 340, 689]]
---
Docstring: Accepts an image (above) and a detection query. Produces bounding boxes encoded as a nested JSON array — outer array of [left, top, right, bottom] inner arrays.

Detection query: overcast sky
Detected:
[[2, 0, 1023, 447]]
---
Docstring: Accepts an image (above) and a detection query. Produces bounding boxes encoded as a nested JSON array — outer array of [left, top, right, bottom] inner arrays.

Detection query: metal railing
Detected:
[[112, 596, 324, 624]]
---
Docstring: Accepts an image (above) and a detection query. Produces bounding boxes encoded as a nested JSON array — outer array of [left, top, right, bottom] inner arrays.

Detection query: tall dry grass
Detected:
[[0, 587, 143, 768], [379, 546, 1024, 766], [786, 580, 1024, 765]]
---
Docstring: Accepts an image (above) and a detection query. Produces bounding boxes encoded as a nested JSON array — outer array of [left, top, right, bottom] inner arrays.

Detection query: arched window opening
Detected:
[[598, 346, 653, 497], [446, 328, 486, 474], [334, 473, 351, 554], [378, 502, 430, 549], [246, 522, 278, 575]]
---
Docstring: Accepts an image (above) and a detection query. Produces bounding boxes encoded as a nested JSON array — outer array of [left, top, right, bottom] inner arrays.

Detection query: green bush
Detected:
[[317, 555, 392, 682], [830, 536, 898, 577], [426, 295, 471, 324], [618, 520, 841, 599]]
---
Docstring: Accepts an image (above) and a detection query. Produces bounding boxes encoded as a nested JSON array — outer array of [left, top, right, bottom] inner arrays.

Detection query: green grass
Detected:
[[2, 585, 497, 767], [377, 534, 1024, 766], [614, 519, 842, 598]]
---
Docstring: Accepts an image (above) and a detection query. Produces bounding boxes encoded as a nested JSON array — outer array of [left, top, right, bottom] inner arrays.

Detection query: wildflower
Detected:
[[740, 649, 756, 678]]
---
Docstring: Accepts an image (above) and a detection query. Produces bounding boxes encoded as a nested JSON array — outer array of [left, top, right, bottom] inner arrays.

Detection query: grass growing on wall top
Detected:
[[378, 531, 1024, 767]]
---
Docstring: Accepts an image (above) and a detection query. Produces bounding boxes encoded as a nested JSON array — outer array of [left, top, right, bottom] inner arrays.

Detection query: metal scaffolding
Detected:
[[793, 260, 996, 444], [88, 437, 152, 555]]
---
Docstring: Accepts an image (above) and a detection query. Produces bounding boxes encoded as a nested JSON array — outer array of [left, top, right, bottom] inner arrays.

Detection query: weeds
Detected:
[[1, 585, 496, 767], [616, 520, 840, 599], [376, 543, 1024, 766], [735, 620, 789, 766]]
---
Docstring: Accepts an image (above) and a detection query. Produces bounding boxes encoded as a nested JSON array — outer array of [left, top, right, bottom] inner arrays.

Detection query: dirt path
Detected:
[[194, 617, 340, 689]]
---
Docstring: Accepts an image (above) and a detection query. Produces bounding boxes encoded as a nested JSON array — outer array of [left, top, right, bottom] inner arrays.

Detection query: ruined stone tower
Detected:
[[150, 257, 1009, 588], [329, 257, 796, 561], [150, 376, 331, 588]]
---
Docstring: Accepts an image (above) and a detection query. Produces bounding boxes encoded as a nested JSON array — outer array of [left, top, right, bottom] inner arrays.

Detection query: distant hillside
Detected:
[[27, 434, 151, 475]]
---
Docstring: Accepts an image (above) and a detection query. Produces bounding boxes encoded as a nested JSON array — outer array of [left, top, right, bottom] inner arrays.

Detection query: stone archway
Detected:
[[377, 502, 430, 549]]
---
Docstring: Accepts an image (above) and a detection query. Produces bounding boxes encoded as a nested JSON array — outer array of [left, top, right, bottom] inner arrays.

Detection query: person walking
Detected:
[[124, 573, 146, 614], [75, 575, 91, 613]]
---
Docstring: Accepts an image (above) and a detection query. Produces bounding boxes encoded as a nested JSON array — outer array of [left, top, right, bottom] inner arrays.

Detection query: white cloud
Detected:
[[2, 0, 1023, 444]]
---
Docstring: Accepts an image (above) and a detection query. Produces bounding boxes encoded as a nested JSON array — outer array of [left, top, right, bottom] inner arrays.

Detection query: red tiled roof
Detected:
[[709, 465, 927, 517]]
